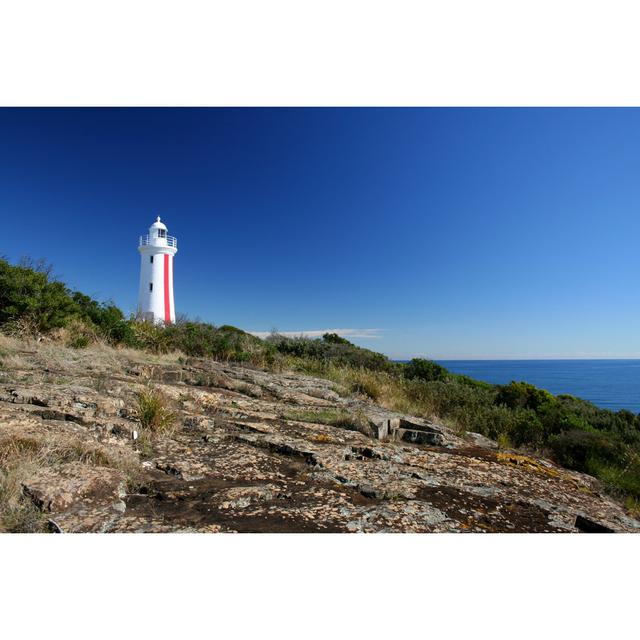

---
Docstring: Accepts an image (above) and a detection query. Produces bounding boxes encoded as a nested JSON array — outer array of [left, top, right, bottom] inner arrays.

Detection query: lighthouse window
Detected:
[[157, 229, 166, 238], [149, 283, 153, 292], [150, 256, 153, 263]]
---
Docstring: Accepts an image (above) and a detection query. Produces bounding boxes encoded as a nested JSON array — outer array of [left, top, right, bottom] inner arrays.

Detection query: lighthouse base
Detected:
[[136, 310, 169, 325]]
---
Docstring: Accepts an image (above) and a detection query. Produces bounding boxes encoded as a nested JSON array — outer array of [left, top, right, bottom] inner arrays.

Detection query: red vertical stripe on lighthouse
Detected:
[[164, 254, 171, 323]]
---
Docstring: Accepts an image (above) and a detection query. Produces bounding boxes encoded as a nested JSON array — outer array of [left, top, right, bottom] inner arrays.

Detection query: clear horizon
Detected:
[[414, 357, 640, 361], [2, 107, 640, 359]]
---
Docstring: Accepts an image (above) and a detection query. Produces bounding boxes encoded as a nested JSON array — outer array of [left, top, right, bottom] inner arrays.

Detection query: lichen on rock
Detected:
[[1, 336, 639, 533]]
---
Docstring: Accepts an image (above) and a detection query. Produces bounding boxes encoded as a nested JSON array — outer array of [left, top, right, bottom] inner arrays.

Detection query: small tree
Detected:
[[403, 358, 449, 382]]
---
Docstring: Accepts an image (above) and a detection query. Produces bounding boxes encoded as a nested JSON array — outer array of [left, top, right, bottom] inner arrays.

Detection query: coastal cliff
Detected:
[[1, 335, 638, 533]]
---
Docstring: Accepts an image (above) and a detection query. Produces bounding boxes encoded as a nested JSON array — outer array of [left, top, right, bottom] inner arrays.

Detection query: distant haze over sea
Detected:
[[402, 359, 640, 413]]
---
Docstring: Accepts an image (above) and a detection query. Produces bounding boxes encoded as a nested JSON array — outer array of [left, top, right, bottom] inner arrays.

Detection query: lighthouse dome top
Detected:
[[149, 216, 168, 231]]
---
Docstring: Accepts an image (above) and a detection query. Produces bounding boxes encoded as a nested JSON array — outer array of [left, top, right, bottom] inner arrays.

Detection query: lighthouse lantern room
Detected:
[[137, 216, 178, 324]]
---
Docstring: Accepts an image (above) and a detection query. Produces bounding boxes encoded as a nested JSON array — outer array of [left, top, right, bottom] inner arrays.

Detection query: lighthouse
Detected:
[[137, 216, 178, 324]]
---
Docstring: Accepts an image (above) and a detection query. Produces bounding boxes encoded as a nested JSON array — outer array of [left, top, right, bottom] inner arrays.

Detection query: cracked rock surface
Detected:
[[1, 341, 639, 533]]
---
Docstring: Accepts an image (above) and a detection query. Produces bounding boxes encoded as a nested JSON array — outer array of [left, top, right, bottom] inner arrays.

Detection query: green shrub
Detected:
[[267, 333, 394, 372], [403, 358, 449, 382], [161, 321, 266, 362], [0, 257, 137, 345], [451, 373, 494, 390], [322, 332, 351, 345], [0, 257, 77, 333], [129, 320, 170, 352], [495, 381, 554, 411], [588, 459, 640, 498], [549, 429, 625, 472], [535, 401, 592, 438], [510, 410, 545, 448], [72, 292, 137, 346]]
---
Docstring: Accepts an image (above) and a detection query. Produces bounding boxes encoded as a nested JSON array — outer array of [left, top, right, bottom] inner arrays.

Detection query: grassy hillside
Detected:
[[1, 256, 639, 510]]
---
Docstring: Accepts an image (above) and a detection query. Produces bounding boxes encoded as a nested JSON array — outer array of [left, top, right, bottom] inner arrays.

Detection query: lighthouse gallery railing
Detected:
[[139, 235, 178, 248]]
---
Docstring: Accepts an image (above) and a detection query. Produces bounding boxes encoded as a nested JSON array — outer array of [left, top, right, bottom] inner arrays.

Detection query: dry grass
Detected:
[[0, 431, 140, 533], [132, 388, 179, 458], [103, 343, 183, 366], [0, 333, 24, 354], [0, 353, 36, 372], [0, 332, 183, 385], [289, 361, 428, 418], [0, 449, 47, 532], [59, 319, 101, 349], [0, 334, 38, 375], [136, 388, 177, 436], [0, 316, 41, 340]]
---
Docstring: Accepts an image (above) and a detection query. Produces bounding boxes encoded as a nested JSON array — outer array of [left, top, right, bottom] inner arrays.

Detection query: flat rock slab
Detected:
[[22, 462, 127, 532]]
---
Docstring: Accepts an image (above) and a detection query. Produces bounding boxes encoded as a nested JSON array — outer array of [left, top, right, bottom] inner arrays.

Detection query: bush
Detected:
[[0, 257, 77, 333], [72, 292, 137, 346], [322, 332, 351, 345], [451, 374, 494, 390], [510, 410, 545, 448], [495, 381, 554, 411], [589, 458, 640, 498], [549, 429, 625, 472], [0, 257, 137, 345], [268, 333, 394, 372], [535, 401, 591, 438], [403, 358, 449, 383], [129, 320, 171, 352], [160, 321, 266, 363], [164, 321, 227, 357]]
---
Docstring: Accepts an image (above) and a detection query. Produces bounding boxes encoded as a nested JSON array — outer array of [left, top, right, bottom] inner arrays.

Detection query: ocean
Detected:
[[432, 360, 640, 414]]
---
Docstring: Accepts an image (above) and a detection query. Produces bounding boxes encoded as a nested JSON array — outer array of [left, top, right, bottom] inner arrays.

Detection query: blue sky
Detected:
[[1, 107, 639, 359]]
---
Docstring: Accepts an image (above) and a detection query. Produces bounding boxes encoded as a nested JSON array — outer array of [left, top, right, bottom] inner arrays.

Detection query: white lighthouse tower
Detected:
[[137, 216, 178, 324]]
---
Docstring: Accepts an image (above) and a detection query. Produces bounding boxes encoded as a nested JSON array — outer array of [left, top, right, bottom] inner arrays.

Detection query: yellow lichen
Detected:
[[495, 452, 560, 478]]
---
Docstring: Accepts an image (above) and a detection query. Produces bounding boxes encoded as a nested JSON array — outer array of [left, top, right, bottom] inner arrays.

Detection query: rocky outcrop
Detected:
[[1, 340, 639, 533], [22, 463, 127, 533]]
